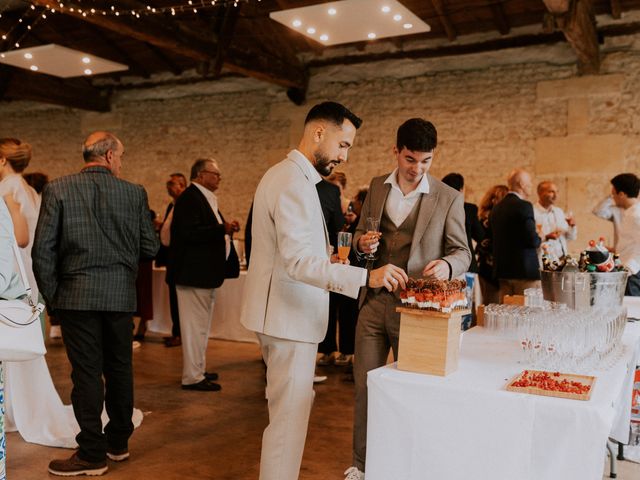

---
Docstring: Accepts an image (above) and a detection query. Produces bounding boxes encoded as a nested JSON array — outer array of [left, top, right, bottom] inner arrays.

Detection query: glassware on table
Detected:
[[364, 217, 381, 261], [337, 231, 352, 262]]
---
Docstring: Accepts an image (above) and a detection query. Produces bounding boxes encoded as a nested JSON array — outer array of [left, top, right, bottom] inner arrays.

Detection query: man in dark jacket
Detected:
[[489, 169, 541, 302], [168, 158, 239, 392], [441, 172, 484, 273], [33, 131, 159, 476]]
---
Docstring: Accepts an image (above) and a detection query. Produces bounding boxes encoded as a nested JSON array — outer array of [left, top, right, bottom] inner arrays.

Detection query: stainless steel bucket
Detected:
[[540, 270, 628, 309]]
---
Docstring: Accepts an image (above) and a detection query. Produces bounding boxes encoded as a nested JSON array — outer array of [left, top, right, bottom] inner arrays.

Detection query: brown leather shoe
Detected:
[[164, 336, 181, 347], [48, 452, 108, 476]]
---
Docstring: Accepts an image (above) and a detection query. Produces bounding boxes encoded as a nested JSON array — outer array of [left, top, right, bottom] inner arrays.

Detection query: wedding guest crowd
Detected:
[[1, 100, 638, 480]]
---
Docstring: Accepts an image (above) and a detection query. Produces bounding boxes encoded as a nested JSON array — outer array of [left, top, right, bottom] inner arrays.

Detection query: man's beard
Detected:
[[314, 151, 336, 176]]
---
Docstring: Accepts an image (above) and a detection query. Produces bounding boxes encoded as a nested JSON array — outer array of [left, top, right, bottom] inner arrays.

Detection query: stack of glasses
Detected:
[[483, 301, 627, 372]]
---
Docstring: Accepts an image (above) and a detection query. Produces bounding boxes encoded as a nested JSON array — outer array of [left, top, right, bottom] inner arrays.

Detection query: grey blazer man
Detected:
[[32, 133, 159, 475], [351, 172, 470, 472], [33, 166, 159, 311]]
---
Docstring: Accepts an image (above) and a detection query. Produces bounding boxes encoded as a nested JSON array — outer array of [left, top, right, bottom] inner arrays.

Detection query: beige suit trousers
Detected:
[[257, 332, 317, 480], [176, 286, 216, 385]]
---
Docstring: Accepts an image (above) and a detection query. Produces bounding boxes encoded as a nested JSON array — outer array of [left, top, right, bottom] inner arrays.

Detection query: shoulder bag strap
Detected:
[[11, 238, 34, 307]]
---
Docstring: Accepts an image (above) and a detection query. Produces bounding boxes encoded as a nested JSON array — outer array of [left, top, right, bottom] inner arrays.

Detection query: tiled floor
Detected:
[[5, 334, 640, 479]]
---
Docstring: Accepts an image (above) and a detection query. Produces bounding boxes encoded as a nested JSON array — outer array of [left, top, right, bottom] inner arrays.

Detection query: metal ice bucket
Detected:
[[540, 270, 628, 310]]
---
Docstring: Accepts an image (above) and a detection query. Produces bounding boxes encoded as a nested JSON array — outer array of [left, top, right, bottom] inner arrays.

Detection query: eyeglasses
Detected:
[[200, 170, 221, 177]]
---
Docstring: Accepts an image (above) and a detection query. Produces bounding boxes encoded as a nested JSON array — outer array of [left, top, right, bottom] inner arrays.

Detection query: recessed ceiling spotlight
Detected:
[[24, 53, 32, 59], [393, 14, 402, 21], [84, 68, 92, 75], [368, 32, 377, 39], [292, 19, 302, 27], [381, 6, 391, 13], [82, 56, 91, 64], [30, 65, 38, 71], [328, 8, 337, 15], [320, 34, 329, 41], [403, 23, 413, 29], [307, 27, 316, 34]]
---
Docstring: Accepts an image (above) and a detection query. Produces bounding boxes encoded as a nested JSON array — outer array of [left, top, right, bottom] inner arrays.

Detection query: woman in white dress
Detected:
[[0, 137, 80, 448]]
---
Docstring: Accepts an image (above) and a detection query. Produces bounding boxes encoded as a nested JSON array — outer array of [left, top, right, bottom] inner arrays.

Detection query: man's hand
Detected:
[[330, 253, 350, 265], [358, 231, 381, 254], [545, 230, 561, 241], [422, 259, 449, 280], [225, 220, 240, 235], [369, 264, 408, 292]]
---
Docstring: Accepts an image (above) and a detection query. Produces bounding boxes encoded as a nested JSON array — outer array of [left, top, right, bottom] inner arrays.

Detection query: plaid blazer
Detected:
[[32, 166, 159, 312]]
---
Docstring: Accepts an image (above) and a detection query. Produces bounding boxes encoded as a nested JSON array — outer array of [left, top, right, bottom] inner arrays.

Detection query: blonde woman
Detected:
[[0, 138, 77, 447]]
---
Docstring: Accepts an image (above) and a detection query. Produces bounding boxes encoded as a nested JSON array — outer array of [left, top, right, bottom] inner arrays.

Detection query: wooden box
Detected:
[[396, 307, 470, 376]]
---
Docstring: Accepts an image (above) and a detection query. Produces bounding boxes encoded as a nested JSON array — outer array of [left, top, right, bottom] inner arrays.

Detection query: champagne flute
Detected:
[[337, 231, 352, 262], [364, 217, 381, 261]]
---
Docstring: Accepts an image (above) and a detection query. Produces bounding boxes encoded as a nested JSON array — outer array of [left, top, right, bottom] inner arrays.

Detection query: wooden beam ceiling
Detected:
[[430, 0, 458, 41], [488, 1, 510, 35], [0, 65, 111, 111], [543, 0, 600, 74], [30, 0, 306, 89]]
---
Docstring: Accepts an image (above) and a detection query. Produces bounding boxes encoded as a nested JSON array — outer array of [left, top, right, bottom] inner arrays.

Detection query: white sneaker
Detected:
[[49, 325, 62, 339], [344, 466, 365, 480]]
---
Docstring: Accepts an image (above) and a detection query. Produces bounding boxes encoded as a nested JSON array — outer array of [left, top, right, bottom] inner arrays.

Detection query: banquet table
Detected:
[[365, 321, 640, 480], [148, 266, 257, 343]]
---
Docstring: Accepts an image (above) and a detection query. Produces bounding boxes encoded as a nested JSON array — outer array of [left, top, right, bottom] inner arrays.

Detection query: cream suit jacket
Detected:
[[354, 173, 471, 305], [240, 150, 366, 344]]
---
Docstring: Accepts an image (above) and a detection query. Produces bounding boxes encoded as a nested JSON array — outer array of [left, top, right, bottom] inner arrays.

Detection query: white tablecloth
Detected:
[[148, 267, 257, 343], [366, 322, 640, 480]]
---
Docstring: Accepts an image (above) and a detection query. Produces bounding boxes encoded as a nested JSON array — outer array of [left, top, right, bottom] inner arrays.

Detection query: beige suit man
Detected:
[[345, 118, 471, 480], [240, 102, 407, 480]]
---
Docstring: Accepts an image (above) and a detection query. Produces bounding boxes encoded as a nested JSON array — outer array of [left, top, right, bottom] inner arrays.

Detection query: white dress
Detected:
[[0, 174, 143, 448]]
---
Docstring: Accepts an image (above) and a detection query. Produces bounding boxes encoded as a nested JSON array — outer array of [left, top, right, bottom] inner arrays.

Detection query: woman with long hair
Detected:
[[476, 184, 509, 305]]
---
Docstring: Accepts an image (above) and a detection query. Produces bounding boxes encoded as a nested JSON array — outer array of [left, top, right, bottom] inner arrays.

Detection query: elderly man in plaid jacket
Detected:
[[32, 131, 159, 477]]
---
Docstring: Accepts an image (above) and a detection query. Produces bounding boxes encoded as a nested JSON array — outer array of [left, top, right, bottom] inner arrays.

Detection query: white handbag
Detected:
[[0, 238, 46, 361]]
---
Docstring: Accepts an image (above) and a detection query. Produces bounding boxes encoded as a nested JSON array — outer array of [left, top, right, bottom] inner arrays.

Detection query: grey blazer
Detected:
[[32, 166, 159, 312], [354, 173, 471, 305]]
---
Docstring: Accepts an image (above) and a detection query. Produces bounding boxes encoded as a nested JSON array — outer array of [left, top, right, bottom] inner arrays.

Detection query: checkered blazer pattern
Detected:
[[32, 166, 160, 312]]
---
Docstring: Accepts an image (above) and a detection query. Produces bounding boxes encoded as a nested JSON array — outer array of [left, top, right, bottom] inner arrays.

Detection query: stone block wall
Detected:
[[1, 39, 639, 254]]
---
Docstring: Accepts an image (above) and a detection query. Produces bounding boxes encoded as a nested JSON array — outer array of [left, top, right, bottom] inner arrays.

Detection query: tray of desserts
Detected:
[[505, 369, 596, 401], [399, 278, 468, 313]]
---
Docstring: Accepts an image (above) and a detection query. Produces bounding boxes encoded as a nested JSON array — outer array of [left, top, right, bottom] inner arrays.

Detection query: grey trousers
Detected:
[[352, 290, 401, 472]]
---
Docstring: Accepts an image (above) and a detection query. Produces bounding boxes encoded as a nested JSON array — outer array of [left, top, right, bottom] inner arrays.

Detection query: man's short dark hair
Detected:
[[442, 173, 464, 192], [304, 101, 362, 129], [611, 173, 640, 198], [396, 118, 437, 152]]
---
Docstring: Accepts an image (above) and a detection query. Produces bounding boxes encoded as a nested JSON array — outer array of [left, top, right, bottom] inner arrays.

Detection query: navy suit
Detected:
[[167, 184, 227, 289], [489, 193, 541, 281]]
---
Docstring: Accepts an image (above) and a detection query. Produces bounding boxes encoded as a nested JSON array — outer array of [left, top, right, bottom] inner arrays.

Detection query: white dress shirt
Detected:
[[533, 202, 577, 259], [193, 181, 230, 259], [383, 169, 430, 227], [593, 196, 640, 274]]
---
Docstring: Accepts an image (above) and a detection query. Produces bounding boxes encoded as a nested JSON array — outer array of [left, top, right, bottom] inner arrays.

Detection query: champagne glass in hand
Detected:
[[364, 217, 381, 261], [337, 231, 352, 263]]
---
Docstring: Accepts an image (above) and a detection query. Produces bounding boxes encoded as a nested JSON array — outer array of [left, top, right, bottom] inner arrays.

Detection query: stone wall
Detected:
[[1, 35, 639, 253]]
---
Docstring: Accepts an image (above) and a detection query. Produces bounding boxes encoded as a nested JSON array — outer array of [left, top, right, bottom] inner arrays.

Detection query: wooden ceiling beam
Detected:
[[213, 4, 241, 77], [610, 0, 622, 19], [488, 1, 510, 35], [145, 43, 183, 77], [543, 0, 600, 74], [1, 65, 111, 111], [430, 0, 457, 41], [31, 0, 305, 89]]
